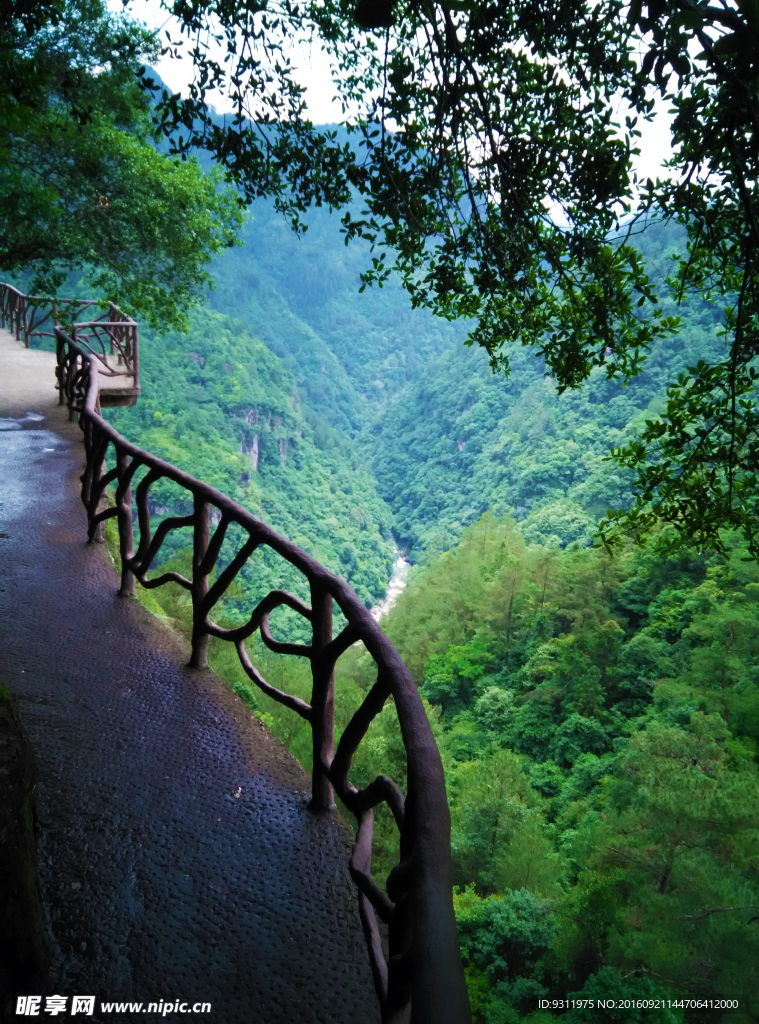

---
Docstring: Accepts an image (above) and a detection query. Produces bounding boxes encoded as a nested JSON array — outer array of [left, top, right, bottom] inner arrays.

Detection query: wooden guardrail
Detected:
[[54, 323, 471, 1024], [0, 283, 139, 406]]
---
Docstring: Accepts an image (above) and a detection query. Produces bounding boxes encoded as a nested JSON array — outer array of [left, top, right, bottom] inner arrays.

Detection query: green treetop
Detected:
[[0, 0, 243, 328]]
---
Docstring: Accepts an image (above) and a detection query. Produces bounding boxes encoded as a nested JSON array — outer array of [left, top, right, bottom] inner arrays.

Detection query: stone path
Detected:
[[0, 328, 379, 1023]]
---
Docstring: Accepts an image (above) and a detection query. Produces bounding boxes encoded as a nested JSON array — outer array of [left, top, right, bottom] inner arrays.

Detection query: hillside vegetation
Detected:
[[99, 208, 759, 1022], [212, 211, 725, 559], [381, 518, 759, 1022], [107, 308, 395, 606], [107, 206, 725, 579]]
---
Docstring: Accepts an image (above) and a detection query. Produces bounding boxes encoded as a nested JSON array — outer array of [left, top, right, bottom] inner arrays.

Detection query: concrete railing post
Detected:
[[116, 448, 135, 596], [309, 583, 336, 812], [189, 495, 210, 669]]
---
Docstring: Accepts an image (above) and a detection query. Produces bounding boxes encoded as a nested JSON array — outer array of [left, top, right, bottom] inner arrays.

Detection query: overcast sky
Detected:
[[122, 0, 347, 121], [121, 0, 674, 188]]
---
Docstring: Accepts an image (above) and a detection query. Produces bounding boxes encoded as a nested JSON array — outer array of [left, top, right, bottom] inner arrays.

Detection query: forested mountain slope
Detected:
[[358, 221, 724, 555], [373, 518, 759, 1022], [207, 194, 464, 434], [101, 187, 468, 604], [94, 163, 758, 1024], [208, 211, 727, 559], [101, 204, 729, 605], [106, 308, 395, 605], [21, 190, 721, 610]]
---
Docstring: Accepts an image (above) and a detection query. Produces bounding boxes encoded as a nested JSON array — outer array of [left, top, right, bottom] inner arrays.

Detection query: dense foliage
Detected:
[[207, 189, 463, 432], [97, 206, 759, 1023], [150, 0, 759, 554], [202, 210, 728, 563], [366, 222, 728, 556], [134, 511, 759, 1024], [104, 212, 733, 600], [103, 192, 465, 607], [107, 308, 396, 606], [374, 516, 759, 1023], [0, 0, 242, 327]]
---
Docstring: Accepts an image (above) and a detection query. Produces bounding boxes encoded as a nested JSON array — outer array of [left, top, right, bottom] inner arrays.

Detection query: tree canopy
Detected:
[[0, 0, 243, 328], [148, 0, 759, 553]]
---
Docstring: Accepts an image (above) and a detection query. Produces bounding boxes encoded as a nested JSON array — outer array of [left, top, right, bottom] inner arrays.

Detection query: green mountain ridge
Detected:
[[107, 307, 395, 605], [207, 211, 726, 560], [23, 201, 728, 600], [207, 197, 463, 433], [87, 154, 759, 1024]]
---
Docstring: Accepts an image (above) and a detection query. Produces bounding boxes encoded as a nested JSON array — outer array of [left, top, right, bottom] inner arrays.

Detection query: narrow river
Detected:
[[370, 551, 411, 622]]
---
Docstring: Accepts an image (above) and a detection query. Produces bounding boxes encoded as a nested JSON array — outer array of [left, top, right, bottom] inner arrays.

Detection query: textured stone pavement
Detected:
[[0, 332, 379, 1023]]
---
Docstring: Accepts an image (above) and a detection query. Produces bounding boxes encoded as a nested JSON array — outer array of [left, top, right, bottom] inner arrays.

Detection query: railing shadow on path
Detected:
[[32, 305, 472, 1024]]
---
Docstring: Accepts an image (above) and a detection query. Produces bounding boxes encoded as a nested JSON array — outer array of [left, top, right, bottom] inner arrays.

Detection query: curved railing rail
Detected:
[[0, 282, 138, 394], [55, 325, 471, 1024]]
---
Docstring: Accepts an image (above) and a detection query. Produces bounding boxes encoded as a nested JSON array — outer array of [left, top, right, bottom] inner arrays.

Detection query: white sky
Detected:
[[120, 0, 674, 185], [122, 0, 345, 122]]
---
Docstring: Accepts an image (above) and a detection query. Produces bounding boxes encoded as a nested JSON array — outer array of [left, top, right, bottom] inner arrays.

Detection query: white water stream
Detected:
[[371, 552, 411, 622]]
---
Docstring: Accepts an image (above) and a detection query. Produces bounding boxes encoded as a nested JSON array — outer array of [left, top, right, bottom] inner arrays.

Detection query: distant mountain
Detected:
[[206, 211, 725, 558], [106, 306, 396, 606], [207, 197, 464, 435], [89, 145, 725, 596]]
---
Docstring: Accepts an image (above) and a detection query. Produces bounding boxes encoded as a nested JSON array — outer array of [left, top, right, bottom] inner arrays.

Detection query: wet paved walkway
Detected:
[[0, 329, 379, 1023]]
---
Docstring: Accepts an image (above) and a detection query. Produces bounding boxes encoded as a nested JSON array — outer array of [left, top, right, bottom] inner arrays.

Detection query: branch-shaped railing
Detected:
[[55, 325, 471, 1024], [0, 283, 139, 396]]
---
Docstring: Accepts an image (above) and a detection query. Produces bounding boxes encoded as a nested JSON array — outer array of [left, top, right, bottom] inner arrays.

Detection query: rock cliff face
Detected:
[[0, 683, 47, 1011], [246, 433, 260, 471]]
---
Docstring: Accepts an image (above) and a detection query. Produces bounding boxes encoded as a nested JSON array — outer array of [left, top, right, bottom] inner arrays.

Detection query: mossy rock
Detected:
[[0, 683, 47, 1013]]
